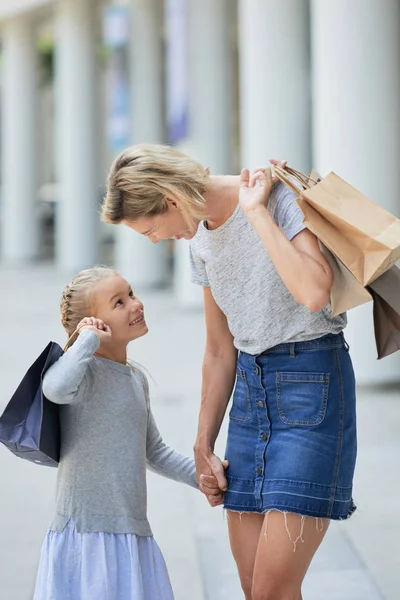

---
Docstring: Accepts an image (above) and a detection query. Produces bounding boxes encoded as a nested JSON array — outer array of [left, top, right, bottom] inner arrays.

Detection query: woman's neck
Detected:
[[203, 175, 240, 230]]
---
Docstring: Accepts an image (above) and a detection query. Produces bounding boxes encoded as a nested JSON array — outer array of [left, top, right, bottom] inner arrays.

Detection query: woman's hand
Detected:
[[269, 158, 287, 168], [77, 317, 112, 343], [239, 160, 287, 217]]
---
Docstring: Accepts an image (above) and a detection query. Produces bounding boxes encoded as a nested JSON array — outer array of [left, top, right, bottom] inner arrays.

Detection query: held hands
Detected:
[[199, 459, 229, 507], [239, 159, 287, 218], [77, 317, 112, 343], [195, 448, 229, 507]]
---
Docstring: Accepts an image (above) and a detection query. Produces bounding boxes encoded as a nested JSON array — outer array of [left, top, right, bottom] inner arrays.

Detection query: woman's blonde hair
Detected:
[[102, 144, 210, 231], [60, 265, 116, 349]]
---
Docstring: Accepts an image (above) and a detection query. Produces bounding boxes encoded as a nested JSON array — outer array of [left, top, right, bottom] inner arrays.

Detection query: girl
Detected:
[[33, 265, 222, 600], [101, 145, 357, 600]]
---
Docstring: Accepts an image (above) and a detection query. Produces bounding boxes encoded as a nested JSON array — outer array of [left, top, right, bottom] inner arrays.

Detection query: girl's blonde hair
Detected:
[[60, 265, 116, 349], [102, 144, 210, 231], [60, 265, 154, 385]]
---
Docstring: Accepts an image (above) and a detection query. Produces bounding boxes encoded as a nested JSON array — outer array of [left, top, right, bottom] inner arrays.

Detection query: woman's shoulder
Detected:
[[269, 180, 297, 212]]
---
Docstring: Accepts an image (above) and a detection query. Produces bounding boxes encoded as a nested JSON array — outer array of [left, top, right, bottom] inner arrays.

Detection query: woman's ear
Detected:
[[165, 196, 179, 210]]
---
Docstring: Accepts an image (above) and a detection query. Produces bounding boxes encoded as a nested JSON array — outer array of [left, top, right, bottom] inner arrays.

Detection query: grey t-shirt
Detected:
[[189, 181, 346, 355], [42, 328, 197, 536]]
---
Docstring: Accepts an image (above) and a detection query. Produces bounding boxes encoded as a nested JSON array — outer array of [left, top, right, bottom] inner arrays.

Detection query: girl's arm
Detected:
[[240, 168, 333, 312], [42, 329, 100, 404], [146, 407, 198, 489]]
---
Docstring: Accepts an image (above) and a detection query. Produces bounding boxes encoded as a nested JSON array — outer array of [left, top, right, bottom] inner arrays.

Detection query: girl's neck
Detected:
[[203, 175, 240, 230], [94, 343, 127, 365]]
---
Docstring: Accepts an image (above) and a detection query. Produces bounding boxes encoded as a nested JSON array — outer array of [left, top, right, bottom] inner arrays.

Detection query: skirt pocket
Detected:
[[276, 371, 330, 426], [229, 368, 252, 422]]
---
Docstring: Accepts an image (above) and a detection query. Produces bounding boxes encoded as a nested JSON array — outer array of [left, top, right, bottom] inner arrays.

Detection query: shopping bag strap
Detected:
[[272, 165, 318, 194], [63, 327, 81, 352]]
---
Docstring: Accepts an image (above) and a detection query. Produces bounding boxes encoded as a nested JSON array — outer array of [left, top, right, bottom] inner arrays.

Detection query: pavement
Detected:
[[0, 264, 399, 600]]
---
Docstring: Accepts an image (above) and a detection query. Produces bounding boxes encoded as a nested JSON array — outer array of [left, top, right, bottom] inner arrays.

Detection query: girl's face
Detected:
[[124, 200, 199, 243], [91, 275, 148, 343]]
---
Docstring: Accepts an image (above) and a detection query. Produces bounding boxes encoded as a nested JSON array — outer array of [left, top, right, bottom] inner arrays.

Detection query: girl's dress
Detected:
[[33, 329, 197, 600], [34, 520, 174, 599]]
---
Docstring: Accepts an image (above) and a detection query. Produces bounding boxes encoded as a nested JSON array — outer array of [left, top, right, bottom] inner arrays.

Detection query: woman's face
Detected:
[[124, 201, 199, 243]]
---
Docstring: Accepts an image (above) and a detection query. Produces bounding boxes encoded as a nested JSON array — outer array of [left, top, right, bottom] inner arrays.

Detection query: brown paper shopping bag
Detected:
[[318, 243, 372, 315], [282, 167, 373, 315], [273, 166, 400, 287], [367, 265, 400, 359]]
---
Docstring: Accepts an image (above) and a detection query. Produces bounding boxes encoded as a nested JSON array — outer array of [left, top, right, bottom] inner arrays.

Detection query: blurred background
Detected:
[[0, 1, 399, 599]]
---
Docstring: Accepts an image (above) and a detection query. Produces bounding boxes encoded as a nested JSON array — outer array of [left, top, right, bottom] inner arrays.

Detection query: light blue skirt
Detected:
[[33, 520, 174, 600]]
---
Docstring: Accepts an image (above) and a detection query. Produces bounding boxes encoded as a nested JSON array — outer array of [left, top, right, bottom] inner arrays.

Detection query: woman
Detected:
[[102, 144, 357, 600]]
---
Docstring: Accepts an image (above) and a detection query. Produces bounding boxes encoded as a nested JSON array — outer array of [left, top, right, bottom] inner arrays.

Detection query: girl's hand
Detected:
[[199, 474, 224, 507], [77, 317, 112, 343], [239, 160, 287, 217]]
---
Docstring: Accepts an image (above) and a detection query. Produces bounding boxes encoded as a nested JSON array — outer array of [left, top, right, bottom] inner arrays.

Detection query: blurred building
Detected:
[[0, 0, 399, 385]]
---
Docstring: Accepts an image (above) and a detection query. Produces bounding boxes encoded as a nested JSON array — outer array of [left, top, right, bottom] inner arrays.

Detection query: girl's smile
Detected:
[[129, 311, 146, 327]]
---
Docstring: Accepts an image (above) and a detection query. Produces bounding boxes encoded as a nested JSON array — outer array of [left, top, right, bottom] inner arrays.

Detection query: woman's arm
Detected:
[[194, 287, 238, 496], [239, 168, 333, 312]]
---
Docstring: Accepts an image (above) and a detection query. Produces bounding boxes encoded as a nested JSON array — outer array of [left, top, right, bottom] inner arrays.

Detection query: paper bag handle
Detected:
[[272, 165, 319, 194]]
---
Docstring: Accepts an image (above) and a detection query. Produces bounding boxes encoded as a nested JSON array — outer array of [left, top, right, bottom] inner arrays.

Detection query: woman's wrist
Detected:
[[194, 436, 214, 457], [244, 204, 271, 226]]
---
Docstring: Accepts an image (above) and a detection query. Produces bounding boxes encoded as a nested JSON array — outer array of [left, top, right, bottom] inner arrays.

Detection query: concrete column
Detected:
[[311, 0, 400, 384], [115, 0, 168, 288], [180, 0, 234, 174], [54, 0, 99, 270], [238, 0, 311, 171], [169, 0, 234, 307], [1, 15, 38, 263]]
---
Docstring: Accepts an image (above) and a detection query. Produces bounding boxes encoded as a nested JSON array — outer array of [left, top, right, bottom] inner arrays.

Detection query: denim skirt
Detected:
[[224, 333, 357, 520]]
